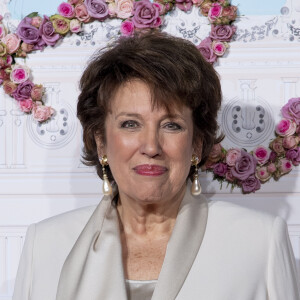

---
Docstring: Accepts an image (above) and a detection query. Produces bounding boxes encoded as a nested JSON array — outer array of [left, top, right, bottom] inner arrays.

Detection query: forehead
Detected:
[[109, 80, 190, 117]]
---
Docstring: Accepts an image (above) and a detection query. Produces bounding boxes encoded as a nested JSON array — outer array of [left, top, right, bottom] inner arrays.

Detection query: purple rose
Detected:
[[40, 16, 60, 46], [269, 151, 277, 163], [213, 163, 228, 177], [241, 175, 261, 193], [197, 37, 217, 64], [231, 150, 257, 181], [12, 80, 34, 101], [281, 97, 300, 125], [210, 25, 236, 42], [286, 147, 300, 166], [175, 0, 193, 12], [84, 0, 109, 20], [16, 17, 44, 50], [132, 0, 161, 29]]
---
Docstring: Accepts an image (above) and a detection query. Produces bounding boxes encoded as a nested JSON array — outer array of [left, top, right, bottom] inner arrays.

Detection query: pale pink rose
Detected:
[[32, 103, 55, 122], [0, 24, 6, 39], [192, 0, 204, 5], [19, 99, 33, 113], [75, 3, 91, 23], [31, 16, 43, 28], [225, 148, 241, 167], [70, 19, 82, 32], [6, 55, 12, 65], [31, 84, 44, 101], [21, 42, 34, 53], [208, 143, 224, 162], [211, 40, 227, 56], [276, 119, 297, 137], [120, 20, 134, 36], [108, 3, 117, 16], [283, 135, 300, 149], [116, 0, 134, 19], [277, 158, 293, 175], [252, 146, 270, 165], [58, 2, 76, 18], [270, 137, 285, 155], [2, 33, 21, 54], [208, 3, 222, 22], [255, 166, 271, 182], [267, 163, 276, 174], [222, 5, 237, 21], [3, 80, 17, 95], [10, 64, 30, 84]]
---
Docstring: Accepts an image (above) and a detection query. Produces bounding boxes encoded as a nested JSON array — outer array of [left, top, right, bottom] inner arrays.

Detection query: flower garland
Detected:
[[0, 0, 237, 122], [203, 97, 300, 193]]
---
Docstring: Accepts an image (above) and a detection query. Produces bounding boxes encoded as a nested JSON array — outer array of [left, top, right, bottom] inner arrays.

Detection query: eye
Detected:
[[120, 120, 140, 129], [163, 122, 183, 131]]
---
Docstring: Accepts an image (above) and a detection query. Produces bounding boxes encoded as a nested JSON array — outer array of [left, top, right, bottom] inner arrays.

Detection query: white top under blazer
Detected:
[[13, 185, 300, 300]]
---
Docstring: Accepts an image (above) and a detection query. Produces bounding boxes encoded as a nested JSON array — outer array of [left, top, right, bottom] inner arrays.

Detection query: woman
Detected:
[[13, 32, 299, 300]]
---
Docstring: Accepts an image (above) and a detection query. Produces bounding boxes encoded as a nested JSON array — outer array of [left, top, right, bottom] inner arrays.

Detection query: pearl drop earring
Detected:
[[191, 155, 201, 196], [99, 155, 112, 196]]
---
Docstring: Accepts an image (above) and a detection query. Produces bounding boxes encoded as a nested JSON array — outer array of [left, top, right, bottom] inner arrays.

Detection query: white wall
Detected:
[[0, 0, 300, 298]]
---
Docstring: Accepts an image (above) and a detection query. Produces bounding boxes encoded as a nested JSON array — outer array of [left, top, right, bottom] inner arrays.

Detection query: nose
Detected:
[[139, 127, 162, 158]]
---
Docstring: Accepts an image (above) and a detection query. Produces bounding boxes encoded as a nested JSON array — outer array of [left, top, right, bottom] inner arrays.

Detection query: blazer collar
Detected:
[[56, 184, 208, 300]]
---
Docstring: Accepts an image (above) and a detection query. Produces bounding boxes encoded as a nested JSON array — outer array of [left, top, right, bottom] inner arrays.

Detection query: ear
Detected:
[[193, 138, 203, 162], [94, 134, 106, 158]]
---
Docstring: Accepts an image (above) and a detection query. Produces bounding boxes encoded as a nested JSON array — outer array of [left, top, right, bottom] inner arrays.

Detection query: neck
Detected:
[[117, 183, 186, 238]]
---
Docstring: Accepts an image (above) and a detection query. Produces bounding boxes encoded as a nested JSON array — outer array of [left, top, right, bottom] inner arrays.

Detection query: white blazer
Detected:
[[13, 187, 300, 300]]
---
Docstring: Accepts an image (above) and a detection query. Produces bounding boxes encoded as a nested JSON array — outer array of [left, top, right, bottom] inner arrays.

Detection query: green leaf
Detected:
[[26, 12, 39, 18]]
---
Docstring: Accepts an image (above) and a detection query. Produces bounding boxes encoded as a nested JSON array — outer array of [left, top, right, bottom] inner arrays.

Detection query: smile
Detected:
[[133, 164, 168, 176]]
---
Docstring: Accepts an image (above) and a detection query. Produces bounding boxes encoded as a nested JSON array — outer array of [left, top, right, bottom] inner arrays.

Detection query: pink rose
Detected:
[[270, 137, 285, 155], [267, 163, 276, 174], [68, 0, 83, 4], [210, 25, 236, 42], [283, 135, 299, 149], [75, 3, 91, 23], [255, 166, 271, 182], [211, 40, 227, 56], [19, 99, 33, 113], [31, 84, 44, 101], [281, 97, 300, 125], [3, 80, 17, 95], [208, 3, 223, 22], [226, 148, 241, 166], [277, 158, 293, 175], [175, 0, 193, 12], [115, 0, 134, 19], [10, 64, 30, 84], [31, 16, 43, 28], [197, 37, 217, 64], [0, 68, 10, 82], [58, 2, 75, 18], [2, 33, 21, 54], [225, 169, 235, 182], [70, 19, 82, 32], [252, 146, 270, 165], [0, 24, 6, 39], [32, 103, 55, 122], [120, 20, 135, 36], [222, 5, 237, 21], [132, 0, 161, 29], [275, 119, 297, 137], [153, 2, 164, 15]]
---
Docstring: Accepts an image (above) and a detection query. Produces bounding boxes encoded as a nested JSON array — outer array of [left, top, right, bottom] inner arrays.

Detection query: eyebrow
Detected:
[[115, 112, 186, 121]]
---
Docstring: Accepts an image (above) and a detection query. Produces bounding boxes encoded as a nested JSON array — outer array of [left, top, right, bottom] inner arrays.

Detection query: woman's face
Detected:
[[98, 80, 200, 205]]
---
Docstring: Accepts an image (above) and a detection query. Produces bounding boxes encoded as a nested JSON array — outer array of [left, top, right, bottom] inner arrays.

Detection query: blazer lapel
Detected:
[[56, 193, 127, 300], [151, 187, 208, 300]]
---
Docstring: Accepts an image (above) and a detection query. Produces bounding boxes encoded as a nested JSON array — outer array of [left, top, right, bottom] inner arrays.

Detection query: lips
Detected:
[[133, 164, 168, 176]]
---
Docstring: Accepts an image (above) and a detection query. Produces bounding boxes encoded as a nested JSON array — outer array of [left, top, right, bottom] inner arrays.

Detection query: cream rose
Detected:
[[115, 0, 134, 19]]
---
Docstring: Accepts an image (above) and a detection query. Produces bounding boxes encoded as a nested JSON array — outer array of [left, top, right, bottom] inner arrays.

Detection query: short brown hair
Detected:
[[77, 31, 222, 181]]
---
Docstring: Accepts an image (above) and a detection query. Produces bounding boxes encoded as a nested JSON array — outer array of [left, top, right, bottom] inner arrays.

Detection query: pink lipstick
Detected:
[[133, 164, 167, 176]]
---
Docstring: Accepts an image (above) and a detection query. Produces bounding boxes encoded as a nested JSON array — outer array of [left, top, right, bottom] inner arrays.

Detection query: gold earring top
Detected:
[[99, 155, 108, 166]]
